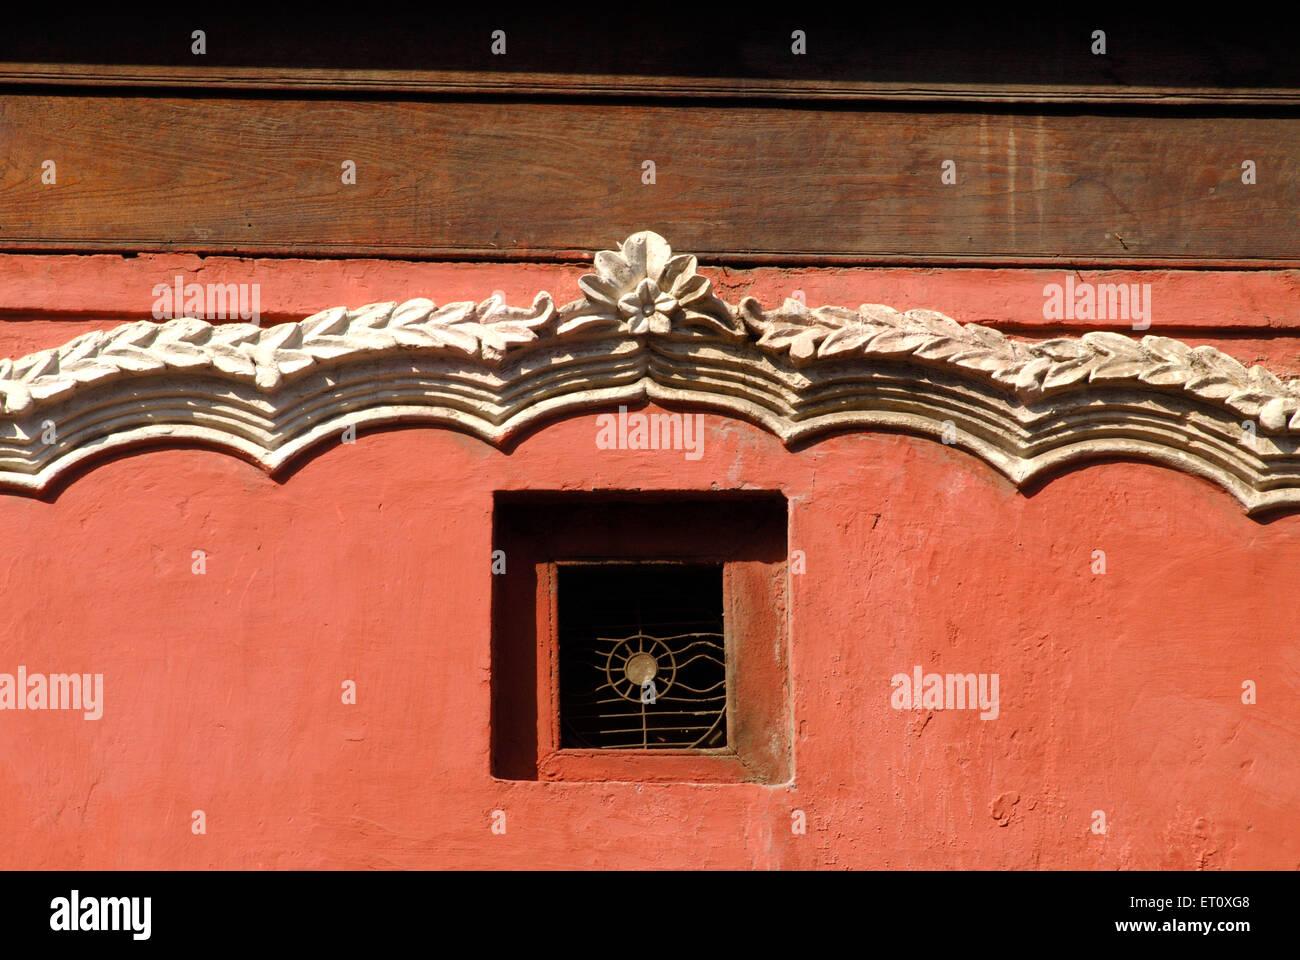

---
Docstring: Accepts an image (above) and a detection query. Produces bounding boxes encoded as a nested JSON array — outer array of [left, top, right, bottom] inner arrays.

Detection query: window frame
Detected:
[[491, 492, 791, 784]]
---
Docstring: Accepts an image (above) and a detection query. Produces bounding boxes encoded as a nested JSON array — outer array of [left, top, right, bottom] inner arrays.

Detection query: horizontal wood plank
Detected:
[[1, 96, 1297, 264]]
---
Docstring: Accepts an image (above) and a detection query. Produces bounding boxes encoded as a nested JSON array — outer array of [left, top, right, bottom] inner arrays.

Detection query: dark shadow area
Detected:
[[1, 13, 1296, 92]]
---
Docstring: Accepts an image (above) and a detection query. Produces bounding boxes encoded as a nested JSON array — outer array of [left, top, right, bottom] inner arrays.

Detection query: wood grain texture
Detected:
[[2, 95, 1297, 264]]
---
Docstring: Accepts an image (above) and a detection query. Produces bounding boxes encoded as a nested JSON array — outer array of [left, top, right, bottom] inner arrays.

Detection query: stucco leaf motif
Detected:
[[738, 294, 1300, 423], [562, 230, 743, 339], [0, 293, 558, 414]]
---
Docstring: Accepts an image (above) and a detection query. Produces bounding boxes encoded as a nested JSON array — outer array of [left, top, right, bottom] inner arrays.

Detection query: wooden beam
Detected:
[[1, 95, 1295, 265]]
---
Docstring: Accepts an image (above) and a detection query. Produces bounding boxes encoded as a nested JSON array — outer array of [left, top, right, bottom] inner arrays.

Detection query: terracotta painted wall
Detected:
[[1, 260, 1296, 868]]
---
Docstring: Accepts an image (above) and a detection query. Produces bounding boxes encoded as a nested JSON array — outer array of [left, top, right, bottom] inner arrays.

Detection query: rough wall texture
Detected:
[[0, 259, 1295, 868]]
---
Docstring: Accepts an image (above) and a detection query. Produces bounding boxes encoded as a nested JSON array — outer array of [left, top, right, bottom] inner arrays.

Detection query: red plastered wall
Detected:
[[0, 257, 1296, 869]]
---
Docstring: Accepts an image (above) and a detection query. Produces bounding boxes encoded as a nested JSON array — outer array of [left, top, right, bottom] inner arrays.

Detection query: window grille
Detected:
[[558, 564, 726, 750]]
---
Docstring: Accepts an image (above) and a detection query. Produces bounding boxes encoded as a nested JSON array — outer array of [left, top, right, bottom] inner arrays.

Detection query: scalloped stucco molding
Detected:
[[2, 231, 1300, 513]]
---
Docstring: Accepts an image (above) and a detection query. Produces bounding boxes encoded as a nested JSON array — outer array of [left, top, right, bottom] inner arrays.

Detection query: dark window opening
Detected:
[[558, 563, 726, 750]]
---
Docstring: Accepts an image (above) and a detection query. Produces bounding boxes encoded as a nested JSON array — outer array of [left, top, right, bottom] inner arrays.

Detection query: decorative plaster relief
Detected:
[[1, 232, 1298, 512]]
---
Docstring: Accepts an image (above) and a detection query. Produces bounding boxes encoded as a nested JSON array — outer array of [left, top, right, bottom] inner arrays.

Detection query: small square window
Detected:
[[491, 492, 791, 784], [557, 563, 726, 750]]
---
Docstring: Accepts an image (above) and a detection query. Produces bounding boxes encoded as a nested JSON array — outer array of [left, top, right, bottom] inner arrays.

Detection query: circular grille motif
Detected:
[[605, 636, 677, 701], [562, 629, 727, 749]]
